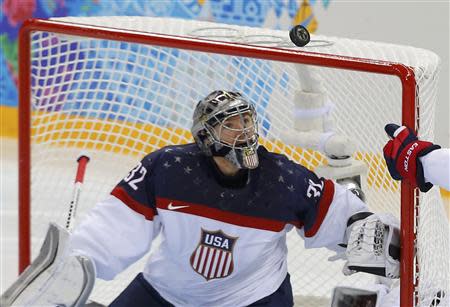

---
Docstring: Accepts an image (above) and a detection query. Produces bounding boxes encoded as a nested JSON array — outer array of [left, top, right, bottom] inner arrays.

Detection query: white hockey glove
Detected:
[[341, 212, 400, 278], [1, 223, 96, 307]]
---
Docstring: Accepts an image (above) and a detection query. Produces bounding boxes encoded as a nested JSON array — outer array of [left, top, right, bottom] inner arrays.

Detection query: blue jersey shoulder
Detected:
[[112, 144, 202, 209], [141, 143, 201, 169], [143, 143, 200, 158], [258, 146, 325, 204], [259, 146, 317, 181]]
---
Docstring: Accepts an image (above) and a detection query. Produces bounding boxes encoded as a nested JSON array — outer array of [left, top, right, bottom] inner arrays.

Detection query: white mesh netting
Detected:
[[21, 17, 448, 306]]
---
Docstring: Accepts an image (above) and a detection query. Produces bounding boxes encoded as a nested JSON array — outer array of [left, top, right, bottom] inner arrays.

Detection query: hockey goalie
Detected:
[[2, 91, 417, 307]]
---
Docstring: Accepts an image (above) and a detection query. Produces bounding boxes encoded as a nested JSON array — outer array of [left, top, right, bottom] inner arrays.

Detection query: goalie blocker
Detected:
[[342, 212, 401, 279]]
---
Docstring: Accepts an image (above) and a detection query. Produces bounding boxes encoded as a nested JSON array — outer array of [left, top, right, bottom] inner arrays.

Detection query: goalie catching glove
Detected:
[[339, 212, 400, 278], [383, 123, 440, 192]]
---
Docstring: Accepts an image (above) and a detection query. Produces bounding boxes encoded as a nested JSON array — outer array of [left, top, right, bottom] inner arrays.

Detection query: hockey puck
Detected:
[[289, 25, 310, 47]]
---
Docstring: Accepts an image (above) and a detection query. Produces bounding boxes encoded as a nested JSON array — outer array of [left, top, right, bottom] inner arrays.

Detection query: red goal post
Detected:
[[17, 17, 446, 306]]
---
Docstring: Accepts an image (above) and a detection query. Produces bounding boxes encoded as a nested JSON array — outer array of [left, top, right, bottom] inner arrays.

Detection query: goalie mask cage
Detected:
[[18, 17, 449, 306]]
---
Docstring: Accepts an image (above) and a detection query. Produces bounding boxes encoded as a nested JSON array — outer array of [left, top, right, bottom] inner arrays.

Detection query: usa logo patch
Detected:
[[190, 229, 238, 281]]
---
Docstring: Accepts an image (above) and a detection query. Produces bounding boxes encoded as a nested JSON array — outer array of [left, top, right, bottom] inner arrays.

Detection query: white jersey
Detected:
[[70, 144, 368, 306], [420, 148, 450, 191]]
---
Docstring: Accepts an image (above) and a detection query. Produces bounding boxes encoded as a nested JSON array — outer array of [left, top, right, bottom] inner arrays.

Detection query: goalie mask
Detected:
[[192, 90, 259, 169]]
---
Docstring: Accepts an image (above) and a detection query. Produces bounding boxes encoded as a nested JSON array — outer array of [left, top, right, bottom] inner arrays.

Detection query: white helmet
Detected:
[[191, 90, 259, 169]]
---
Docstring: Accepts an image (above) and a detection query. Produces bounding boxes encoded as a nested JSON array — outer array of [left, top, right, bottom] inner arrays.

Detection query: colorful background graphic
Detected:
[[0, 0, 448, 296], [0, 0, 448, 149], [0, 0, 327, 120]]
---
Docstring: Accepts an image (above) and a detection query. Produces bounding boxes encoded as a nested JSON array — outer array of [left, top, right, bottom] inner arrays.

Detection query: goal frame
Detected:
[[18, 18, 418, 306]]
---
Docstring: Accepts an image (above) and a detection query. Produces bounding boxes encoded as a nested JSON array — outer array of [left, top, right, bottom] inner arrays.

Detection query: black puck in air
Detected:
[[289, 25, 311, 47]]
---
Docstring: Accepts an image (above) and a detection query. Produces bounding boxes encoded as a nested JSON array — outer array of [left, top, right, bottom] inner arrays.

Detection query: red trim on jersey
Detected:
[[304, 180, 335, 237], [111, 186, 157, 221], [157, 197, 300, 232]]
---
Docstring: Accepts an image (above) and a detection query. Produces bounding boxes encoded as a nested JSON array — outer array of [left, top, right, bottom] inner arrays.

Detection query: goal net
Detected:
[[18, 17, 449, 306]]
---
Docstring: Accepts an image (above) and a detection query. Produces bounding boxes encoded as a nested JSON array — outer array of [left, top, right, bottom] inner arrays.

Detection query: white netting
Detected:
[[21, 17, 448, 306]]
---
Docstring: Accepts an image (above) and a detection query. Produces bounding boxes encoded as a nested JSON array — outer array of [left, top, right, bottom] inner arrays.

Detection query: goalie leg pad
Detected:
[[1, 222, 63, 306], [0, 223, 95, 307], [345, 213, 400, 278]]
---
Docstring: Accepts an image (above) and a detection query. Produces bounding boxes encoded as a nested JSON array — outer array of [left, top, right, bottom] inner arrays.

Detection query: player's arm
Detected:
[[304, 186, 401, 279], [296, 169, 400, 279], [70, 152, 163, 280], [383, 123, 444, 192], [70, 196, 160, 280], [296, 170, 369, 251], [419, 147, 450, 191]]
